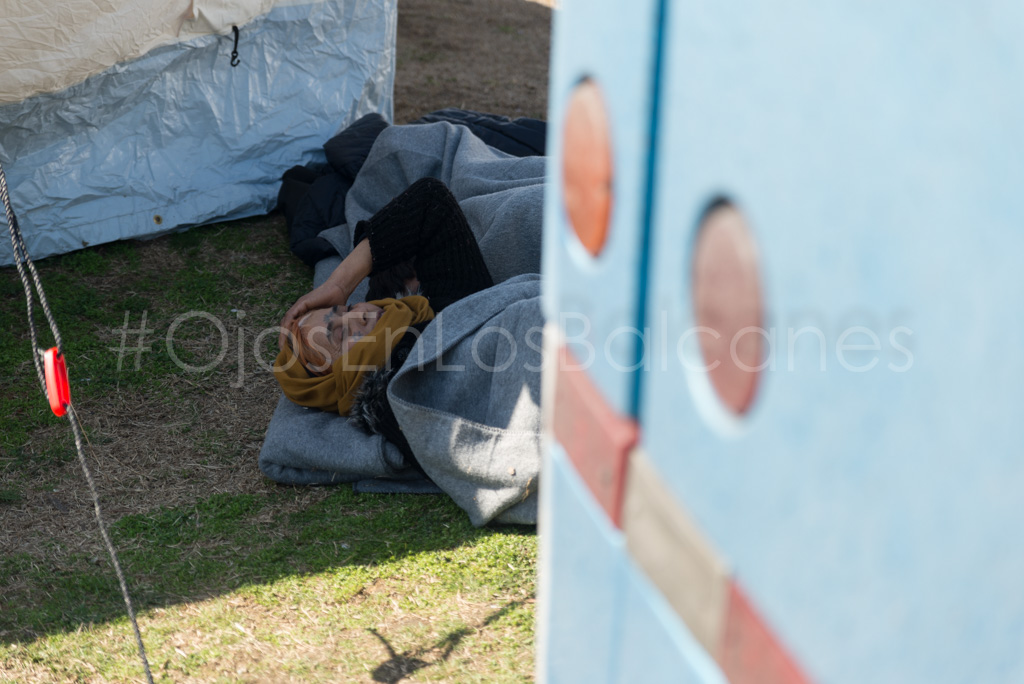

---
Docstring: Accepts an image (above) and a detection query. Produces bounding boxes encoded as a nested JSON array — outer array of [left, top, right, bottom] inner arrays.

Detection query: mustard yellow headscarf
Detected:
[[274, 296, 435, 415]]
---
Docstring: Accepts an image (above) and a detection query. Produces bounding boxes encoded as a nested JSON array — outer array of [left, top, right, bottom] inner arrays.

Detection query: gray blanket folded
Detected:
[[259, 256, 409, 487], [390, 274, 544, 526]]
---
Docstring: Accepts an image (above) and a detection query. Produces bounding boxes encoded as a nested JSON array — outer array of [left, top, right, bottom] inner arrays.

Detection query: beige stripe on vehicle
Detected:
[[622, 447, 731, 655]]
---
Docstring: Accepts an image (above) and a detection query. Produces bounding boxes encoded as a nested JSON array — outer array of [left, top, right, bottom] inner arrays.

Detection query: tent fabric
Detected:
[[0, 0, 307, 104], [0, 0, 396, 265]]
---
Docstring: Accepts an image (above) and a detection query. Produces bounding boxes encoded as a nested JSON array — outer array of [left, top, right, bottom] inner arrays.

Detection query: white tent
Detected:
[[0, 0, 396, 264]]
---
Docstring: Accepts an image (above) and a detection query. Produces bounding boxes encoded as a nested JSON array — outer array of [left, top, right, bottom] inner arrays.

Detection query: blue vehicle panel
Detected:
[[541, 1, 1024, 683], [541, 0, 662, 416], [612, 558, 728, 684], [538, 443, 625, 683], [640, 2, 1024, 683]]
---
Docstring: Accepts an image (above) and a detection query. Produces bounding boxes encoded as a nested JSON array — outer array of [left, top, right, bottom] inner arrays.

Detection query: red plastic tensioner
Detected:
[[43, 347, 70, 417]]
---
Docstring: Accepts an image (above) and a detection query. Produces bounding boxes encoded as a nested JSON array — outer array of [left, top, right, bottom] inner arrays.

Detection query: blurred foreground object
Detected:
[[538, 1, 1024, 683]]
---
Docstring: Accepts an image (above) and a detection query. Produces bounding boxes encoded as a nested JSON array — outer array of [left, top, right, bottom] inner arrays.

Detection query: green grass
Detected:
[[1, 487, 534, 632], [1, 489, 536, 682], [0, 219, 308, 450], [0, 217, 538, 682]]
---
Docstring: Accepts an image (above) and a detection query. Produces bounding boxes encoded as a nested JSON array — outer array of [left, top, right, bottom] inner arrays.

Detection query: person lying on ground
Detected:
[[261, 122, 544, 524], [273, 176, 494, 449]]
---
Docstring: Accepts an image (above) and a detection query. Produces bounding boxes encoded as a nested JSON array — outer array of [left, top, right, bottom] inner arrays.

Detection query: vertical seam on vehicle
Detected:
[[629, 0, 669, 419]]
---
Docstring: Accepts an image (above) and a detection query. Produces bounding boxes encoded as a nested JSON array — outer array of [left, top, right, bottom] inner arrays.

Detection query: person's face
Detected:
[[298, 302, 384, 368]]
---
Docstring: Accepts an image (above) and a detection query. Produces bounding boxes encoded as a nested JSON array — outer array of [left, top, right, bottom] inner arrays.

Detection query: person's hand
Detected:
[[278, 239, 373, 349], [278, 280, 350, 349]]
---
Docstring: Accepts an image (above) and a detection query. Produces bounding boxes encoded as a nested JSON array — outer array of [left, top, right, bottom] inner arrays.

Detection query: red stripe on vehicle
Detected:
[[719, 582, 813, 684], [552, 345, 638, 528]]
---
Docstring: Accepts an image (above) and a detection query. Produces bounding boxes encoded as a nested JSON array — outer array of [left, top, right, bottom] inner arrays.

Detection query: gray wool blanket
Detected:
[[259, 122, 546, 526], [388, 274, 544, 526], [319, 120, 546, 285]]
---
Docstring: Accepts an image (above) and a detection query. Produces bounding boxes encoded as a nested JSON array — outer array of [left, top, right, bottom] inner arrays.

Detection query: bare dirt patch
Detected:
[[393, 0, 552, 123]]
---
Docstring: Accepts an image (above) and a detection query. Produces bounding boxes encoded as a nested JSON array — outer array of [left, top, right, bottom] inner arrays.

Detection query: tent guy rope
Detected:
[[1, 159, 154, 684]]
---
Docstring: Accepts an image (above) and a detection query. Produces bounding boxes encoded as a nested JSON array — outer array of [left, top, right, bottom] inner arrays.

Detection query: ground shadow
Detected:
[[369, 597, 531, 683], [0, 486, 536, 647]]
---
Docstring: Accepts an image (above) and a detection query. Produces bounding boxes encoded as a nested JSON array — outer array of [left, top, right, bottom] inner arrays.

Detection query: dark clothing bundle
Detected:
[[277, 109, 547, 268], [354, 176, 493, 312], [277, 113, 389, 267], [412, 108, 546, 157]]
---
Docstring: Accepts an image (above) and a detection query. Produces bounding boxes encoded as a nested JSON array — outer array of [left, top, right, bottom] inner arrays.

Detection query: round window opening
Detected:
[[691, 199, 764, 415], [562, 78, 613, 257]]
